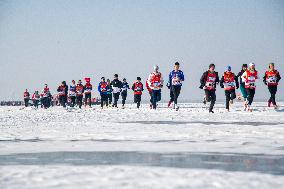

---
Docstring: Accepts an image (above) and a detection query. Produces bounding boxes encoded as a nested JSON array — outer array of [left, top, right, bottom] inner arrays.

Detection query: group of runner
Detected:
[[23, 62, 281, 112]]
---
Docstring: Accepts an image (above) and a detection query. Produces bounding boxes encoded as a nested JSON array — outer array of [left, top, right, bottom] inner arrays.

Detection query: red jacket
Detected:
[[132, 82, 143, 95]]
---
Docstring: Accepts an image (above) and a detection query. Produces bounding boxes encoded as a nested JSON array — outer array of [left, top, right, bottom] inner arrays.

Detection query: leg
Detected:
[[225, 90, 230, 110], [173, 86, 181, 105], [137, 94, 141, 108], [209, 90, 216, 112], [152, 90, 157, 109]]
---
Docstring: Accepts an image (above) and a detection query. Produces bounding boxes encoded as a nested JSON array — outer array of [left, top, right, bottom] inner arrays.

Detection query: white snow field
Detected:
[[0, 102, 284, 189]]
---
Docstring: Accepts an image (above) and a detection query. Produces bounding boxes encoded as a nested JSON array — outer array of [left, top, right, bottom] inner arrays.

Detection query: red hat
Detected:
[[85, 78, 91, 83]]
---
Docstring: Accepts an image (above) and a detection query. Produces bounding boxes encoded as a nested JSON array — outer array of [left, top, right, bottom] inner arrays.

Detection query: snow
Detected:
[[0, 102, 284, 188]]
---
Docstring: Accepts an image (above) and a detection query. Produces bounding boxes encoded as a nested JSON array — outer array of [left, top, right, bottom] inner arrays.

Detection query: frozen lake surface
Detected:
[[0, 102, 284, 189]]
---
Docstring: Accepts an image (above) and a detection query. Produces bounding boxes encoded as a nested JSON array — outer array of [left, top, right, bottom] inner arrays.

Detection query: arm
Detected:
[[132, 83, 135, 91], [199, 72, 207, 89], [180, 71, 184, 81], [241, 71, 247, 83], [220, 76, 224, 88], [263, 72, 267, 85], [235, 75, 239, 89], [277, 71, 281, 82], [98, 83, 101, 93]]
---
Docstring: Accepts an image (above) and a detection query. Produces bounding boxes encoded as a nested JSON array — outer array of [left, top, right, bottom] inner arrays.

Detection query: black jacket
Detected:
[[199, 71, 219, 89]]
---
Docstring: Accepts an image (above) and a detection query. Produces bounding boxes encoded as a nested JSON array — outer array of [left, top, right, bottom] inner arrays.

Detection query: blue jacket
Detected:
[[98, 82, 109, 95], [168, 70, 184, 87]]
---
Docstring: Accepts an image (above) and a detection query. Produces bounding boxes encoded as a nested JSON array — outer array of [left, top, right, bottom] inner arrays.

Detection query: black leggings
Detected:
[[24, 99, 29, 107], [85, 93, 92, 107], [121, 93, 127, 106], [70, 96, 76, 107], [100, 94, 108, 108], [205, 89, 216, 112], [246, 88, 255, 105], [134, 94, 141, 108], [268, 85, 277, 105], [113, 93, 120, 107], [76, 95, 83, 108], [225, 89, 236, 110], [59, 95, 67, 107], [170, 86, 181, 105]]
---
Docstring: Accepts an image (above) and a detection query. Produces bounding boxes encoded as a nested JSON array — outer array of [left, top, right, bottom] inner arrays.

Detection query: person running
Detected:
[[23, 89, 30, 107], [57, 81, 68, 108], [237, 64, 248, 105], [84, 78, 92, 108], [76, 80, 84, 109], [132, 77, 144, 109], [199, 64, 220, 113], [69, 80, 76, 107], [106, 79, 113, 107], [42, 84, 52, 108], [147, 65, 164, 110], [263, 63, 281, 109], [121, 78, 130, 109], [111, 74, 123, 108], [167, 62, 185, 110], [242, 63, 258, 112], [220, 66, 239, 112], [98, 77, 109, 109], [32, 91, 40, 109]]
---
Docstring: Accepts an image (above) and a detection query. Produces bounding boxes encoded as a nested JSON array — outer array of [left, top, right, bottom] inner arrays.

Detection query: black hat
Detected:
[[209, 63, 215, 68], [175, 62, 180, 65], [114, 74, 118, 77], [62, 81, 66, 84], [137, 77, 141, 81], [101, 77, 105, 80], [123, 78, 126, 81], [242, 64, 248, 68]]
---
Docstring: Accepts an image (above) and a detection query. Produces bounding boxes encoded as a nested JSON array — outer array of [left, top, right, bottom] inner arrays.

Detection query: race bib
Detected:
[[267, 76, 276, 83]]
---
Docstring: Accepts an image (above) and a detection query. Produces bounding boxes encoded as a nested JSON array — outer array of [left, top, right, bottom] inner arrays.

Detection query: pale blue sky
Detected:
[[0, 0, 283, 101]]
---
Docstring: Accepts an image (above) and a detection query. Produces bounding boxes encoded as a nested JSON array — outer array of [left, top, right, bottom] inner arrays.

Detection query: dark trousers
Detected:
[[33, 100, 39, 108], [134, 94, 142, 108], [85, 93, 92, 107], [70, 96, 76, 107], [170, 86, 181, 105], [225, 89, 236, 110], [268, 85, 277, 105], [113, 93, 120, 107], [100, 93, 108, 108], [149, 91, 153, 104], [152, 90, 161, 109], [107, 93, 112, 105], [246, 88, 255, 105], [205, 89, 216, 112], [121, 92, 127, 106], [24, 99, 29, 107], [59, 95, 67, 107], [76, 95, 83, 108]]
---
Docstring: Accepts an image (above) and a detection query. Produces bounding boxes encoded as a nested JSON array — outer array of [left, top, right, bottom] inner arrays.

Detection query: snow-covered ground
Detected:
[[0, 102, 284, 189]]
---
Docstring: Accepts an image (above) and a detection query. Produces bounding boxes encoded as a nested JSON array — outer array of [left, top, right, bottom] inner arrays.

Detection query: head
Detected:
[[226, 66, 231, 72], [72, 80, 75, 85], [209, 64, 215, 72], [114, 74, 118, 79], [62, 81, 66, 85], [107, 79, 110, 84], [174, 62, 180, 71], [137, 77, 141, 82], [25, 89, 28, 92], [123, 78, 126, 82], [249, 63, 255, 70], [44, 84, 48, 88], [101, 77, 105, 82], [242, 64, 248, 71], [78, 80, 82, 85], [269, 63, 275, 70], [153, 65, 159, 72], [35, 91, 38, 94]]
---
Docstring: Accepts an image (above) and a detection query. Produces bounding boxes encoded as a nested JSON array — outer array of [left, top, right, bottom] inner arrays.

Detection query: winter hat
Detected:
[[226, 66, 231, 71], [137, 77, 141, 81], [242, 64, 248, 68], [175, 62, 180, 66], [101, 77, 105, 80], [249, 63, 255, 67], [85, 78, 91, 83], [114, 74, 118, 78], [123, 78, 126, 81], [153, 65, 159, 71]]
